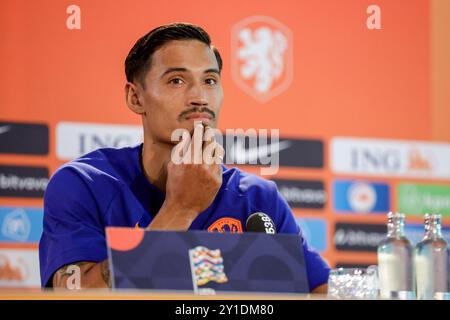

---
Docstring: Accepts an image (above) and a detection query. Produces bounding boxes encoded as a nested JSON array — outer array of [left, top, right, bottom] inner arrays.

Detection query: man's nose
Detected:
[[187, 83, 208, 106]]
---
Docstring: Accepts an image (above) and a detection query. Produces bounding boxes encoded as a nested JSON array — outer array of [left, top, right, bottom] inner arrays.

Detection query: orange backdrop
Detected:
[[1, 0, 449, 288]]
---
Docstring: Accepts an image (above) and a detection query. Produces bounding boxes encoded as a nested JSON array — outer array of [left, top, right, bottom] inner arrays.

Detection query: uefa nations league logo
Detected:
[[231, 16, 293, 103]]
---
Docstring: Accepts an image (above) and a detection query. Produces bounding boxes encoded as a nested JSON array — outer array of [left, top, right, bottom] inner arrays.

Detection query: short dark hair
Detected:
[[125, 23, 222, 87]]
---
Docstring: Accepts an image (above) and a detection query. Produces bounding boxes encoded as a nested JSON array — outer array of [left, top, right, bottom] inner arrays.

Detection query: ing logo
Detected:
[[231, 16, 293, 103], [407, 148, 434, 172]]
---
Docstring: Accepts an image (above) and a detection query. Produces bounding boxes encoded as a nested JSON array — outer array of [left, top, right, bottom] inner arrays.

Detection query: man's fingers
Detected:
[[181, 130, 191, 156], [202, 127, 224, 165], [203, 126, 215, 150], [202, 126, 216, 165], [213, 142, 225, 165], [187, 123, 224, 165], [191, 121, 204, 164], [174, 131, 191, 164]]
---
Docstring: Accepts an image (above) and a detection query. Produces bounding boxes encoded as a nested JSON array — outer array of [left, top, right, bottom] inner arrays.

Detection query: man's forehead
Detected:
[[150, 40, 219, 73]]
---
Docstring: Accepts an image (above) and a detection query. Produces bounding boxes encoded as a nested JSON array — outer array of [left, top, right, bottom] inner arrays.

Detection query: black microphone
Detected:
[[245, 212, 276, 234]]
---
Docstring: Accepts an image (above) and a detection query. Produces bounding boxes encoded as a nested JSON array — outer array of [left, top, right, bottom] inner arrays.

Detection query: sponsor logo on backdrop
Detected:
[[333, 223, 386, 252], [296, 218, 327, 252], [56, 122, 143, 160], [0, 165, 48, 198], [231, 16, 293, 102], [221, 134, 323, 169], [333, 180, 390, 213], [404, 224, 450, 245], [272, 179, 326, 209], [397, 183, 450, 216], [0, 249, 40, 287], [0, 121, 49, 155], [331, 137, 450, 180], [0, 207, 44, 242]]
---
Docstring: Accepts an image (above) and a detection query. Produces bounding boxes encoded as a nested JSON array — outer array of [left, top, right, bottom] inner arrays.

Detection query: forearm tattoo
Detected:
[[52, 260, 111, 288], [100, 260, 112, 288], [53, 261, 90, 288]]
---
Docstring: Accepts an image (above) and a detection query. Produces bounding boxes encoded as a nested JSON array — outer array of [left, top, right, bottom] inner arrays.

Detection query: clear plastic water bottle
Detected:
[[415, 213, 449, 300], [377, 212, 414, 299]]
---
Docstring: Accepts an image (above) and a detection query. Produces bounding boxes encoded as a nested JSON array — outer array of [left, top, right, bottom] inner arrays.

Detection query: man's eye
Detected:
[[205, 78, 217, 85], [169, 78, 184, 85]]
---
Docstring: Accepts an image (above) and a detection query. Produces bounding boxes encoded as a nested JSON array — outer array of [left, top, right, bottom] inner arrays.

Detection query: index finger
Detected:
[[191, 121, 204, 164]]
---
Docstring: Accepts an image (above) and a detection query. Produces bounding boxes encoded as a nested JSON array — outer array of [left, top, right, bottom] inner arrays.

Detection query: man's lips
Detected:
[[184, 112, 213, 120]]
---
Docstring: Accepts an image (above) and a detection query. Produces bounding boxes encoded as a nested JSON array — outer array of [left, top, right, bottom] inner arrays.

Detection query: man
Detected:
[[39, 23, 330, 293]]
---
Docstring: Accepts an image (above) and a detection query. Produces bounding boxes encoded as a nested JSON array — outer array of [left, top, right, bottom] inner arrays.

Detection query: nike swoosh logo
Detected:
[[0, 125, 11, 135], [230, 140, 292, 163]]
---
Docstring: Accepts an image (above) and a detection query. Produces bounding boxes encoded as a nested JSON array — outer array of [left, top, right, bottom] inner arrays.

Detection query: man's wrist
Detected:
[[146, 201, 198, 231], [162, 200, 198, 220]]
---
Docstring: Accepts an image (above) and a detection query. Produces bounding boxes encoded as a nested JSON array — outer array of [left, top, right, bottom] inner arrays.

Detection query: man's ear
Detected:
[[125, 82, 145, 115]]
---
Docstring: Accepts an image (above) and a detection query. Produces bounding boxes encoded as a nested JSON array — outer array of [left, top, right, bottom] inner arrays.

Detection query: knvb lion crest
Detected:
[[207, 217, 243, 233], [231, 16, 293, 103]]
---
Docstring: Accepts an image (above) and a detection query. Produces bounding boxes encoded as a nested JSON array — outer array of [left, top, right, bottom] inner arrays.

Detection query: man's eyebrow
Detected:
[[204, 68, 221, 75], [161, 67, 188, 77], [161, 67, 221, 77]]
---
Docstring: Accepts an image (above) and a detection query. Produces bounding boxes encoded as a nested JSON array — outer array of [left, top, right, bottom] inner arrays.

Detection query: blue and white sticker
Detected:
[[295, 218, 327, 252], [0, 207, 43, 243], [333, 180, 390, 213]]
